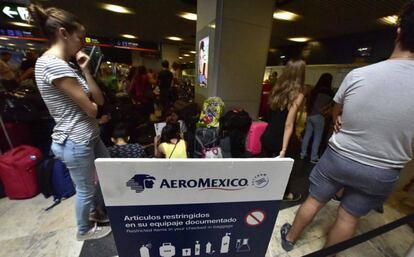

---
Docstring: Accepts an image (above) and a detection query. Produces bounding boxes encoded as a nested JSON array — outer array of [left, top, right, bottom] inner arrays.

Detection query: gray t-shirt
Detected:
[[35, 55, 99, 144], [329, 60, 414, 169]]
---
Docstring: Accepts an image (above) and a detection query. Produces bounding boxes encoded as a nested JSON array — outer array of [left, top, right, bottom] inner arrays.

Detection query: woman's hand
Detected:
[[76, 51, 90, 72], [279, 150, 286, 158]]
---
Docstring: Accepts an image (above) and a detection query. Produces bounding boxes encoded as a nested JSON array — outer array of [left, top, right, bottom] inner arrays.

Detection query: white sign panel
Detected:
[[96, 158, 294, 257]]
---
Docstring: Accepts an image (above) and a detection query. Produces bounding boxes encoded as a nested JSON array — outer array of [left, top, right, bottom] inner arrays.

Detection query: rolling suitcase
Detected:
[[0, 145, 41, 199], [246, 121, 268, 155]]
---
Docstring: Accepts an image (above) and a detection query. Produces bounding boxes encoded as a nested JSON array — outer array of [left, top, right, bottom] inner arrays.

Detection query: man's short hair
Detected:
[[162, 60, 169, 69], [398, 0, 414, 52], [1, 51, 11, 57]]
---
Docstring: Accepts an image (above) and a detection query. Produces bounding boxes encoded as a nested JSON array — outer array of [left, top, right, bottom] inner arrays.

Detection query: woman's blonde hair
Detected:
[[268, 59, 306, 111]]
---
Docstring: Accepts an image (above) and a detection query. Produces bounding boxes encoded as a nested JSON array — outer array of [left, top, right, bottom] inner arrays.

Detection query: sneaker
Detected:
[[374, 205, 384, 214], [89, 211, 110, 223], [76, 223, 112, 241], [283, 192, 302, 202], [310, 159, 319, 164], [280, 223, 295, 251], [332, 194, 343, 202]]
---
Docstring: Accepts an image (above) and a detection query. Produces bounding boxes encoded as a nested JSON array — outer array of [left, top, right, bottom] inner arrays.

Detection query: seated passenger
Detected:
[[154, 122, 187, 158], [108, 124, 147, 158]]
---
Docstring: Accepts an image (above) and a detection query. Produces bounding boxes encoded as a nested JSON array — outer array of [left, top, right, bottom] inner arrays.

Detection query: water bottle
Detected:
[[140, 245, 150, 257], [220, 233, 231, 253], [195, 241, 200, 255]]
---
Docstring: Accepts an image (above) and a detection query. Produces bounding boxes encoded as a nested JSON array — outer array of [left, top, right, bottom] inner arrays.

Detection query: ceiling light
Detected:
[[209, 24, 216, 29], [106, 61, 111, 64], [269, 48, 277, 53], [177, 12, 197, 21], [166, 36, 184, 41], [9, 22, 33, 28], [190, 51, 196, 54], [183, 54, 190, 57], [288, 37, 311, 43], [179, 57, 183, 59], [29, 47, 36, 50], [27, 43, 34, 46], [0, 37, 9, 40], [379, 15, 398, 25], [273, 10, 300, 21], [121, 34, 137, 39], [8, 43, 16, 46], [100, 3, 134, 14], [280, 55, 286, 59]]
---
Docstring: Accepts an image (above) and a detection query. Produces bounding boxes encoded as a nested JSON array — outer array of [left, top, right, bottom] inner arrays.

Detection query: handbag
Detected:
[[203, 146, 223, 158], [195, 136, 223, 158]]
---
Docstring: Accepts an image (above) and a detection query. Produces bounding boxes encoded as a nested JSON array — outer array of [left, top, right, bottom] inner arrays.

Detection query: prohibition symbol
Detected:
[[245, 210, 266, 226]]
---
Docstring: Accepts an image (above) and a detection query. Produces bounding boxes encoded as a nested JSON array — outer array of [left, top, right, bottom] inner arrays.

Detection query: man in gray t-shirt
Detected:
[[280, 1, 414, 254]]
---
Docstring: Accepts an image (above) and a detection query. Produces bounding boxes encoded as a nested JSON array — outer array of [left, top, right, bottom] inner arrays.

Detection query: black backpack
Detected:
[[219, 110, 252, 158]]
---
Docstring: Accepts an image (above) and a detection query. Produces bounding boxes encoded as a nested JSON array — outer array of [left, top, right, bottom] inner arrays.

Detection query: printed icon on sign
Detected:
[[220, 233, 231, 253], [126, 174, 156, 193], [182, 248, 191, 256], [205, 242, 215, 255], [139, 244, 151, 257], [236, 238, 251, 252], [159, 243, 176, 257], [245, 210, 266, 226], [252, 174, 270, 188], [194, 241, 200, 256]]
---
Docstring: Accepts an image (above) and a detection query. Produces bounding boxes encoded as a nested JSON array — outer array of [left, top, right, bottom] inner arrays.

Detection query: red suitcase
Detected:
[[0, 145, 41, 199], [246, 121, 268, 155]]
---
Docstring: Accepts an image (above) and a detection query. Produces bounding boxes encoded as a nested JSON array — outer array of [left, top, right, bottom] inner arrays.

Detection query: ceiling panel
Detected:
[[272, 0, 407, 46], [0, 0, 409, 51]]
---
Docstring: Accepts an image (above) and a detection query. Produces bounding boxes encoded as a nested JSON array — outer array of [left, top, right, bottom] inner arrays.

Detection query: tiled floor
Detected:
[[0, 195, 413, 257], [0, 195, 83, 257]]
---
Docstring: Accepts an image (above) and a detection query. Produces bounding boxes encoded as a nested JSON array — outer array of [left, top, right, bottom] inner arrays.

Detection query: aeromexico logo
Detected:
[[126, 173, 269, 193]]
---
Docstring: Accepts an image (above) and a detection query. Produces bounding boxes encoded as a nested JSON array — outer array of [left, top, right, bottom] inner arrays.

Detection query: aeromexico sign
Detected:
[[127, 173, 270, 193], [96, 159, 294, 257]]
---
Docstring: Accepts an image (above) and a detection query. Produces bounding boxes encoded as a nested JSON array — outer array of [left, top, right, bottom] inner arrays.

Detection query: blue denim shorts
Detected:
[[309, 147, 400, 217]]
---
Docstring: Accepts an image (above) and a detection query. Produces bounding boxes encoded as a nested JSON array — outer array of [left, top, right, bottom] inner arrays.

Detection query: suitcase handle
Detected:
[[0, 115, 13, 151]]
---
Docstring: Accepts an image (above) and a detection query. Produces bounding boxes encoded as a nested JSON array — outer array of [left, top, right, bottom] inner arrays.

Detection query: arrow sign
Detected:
[[3, 6, 18, 18]]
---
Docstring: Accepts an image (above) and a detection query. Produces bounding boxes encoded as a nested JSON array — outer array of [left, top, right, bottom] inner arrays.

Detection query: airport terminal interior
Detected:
[[0, 0, 413, 257]]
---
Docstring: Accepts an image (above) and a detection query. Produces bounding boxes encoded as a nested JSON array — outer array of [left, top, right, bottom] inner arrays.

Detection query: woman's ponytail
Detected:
[[28, 3, 49, 35], [27, 2, 82, 43]]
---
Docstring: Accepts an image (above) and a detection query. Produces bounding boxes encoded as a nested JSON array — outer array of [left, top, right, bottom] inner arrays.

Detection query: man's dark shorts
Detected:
[[309, 147, 400, 217]]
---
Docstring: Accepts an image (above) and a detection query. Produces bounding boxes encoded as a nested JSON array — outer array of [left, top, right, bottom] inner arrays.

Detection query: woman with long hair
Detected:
[[29, 3, 111, 240], [154, 122, 187, 158], [300, 73, 334, 163], [261, 59, 306, 201]]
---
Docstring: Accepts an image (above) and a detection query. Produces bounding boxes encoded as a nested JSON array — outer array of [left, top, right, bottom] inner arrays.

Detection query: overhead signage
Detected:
[[95, 158, 294, 257], [0, 28, 33, 38], [1, 4, 29, 21]]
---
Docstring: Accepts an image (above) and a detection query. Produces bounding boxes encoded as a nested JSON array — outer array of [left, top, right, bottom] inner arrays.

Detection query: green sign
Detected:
[[1, 3, 29, 21]]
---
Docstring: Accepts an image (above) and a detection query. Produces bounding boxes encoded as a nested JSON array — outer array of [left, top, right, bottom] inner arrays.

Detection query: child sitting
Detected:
[[154, 122, 187, 158], [108, 124, 147, 158]]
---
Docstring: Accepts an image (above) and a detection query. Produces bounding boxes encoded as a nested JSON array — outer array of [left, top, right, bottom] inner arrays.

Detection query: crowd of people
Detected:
[[0, 1, 411, 256]]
